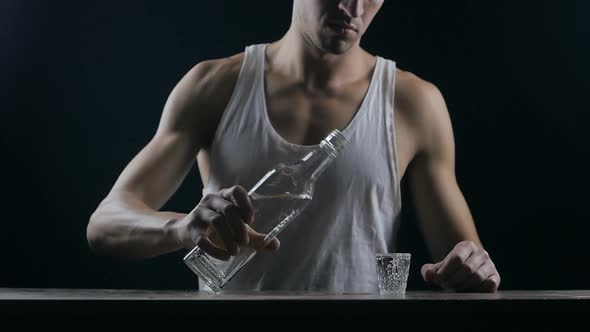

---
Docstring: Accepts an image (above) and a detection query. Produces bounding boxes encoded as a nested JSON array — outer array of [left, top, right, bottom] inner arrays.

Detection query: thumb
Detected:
[[247, 226, 281, 252], [421, 263, 439, 282]]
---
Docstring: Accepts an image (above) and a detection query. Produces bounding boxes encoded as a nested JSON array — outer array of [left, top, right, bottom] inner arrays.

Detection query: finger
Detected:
[[481, 274, 501, 292], [263, 237, 281, 252], [195, 205, 235, 251], [221, 186, 254, 225], [478, 262, 500, 292], [197, 237, 230, 261], [206, 195, 247, 248], [444, 266, 472, 289], [421, 263, 438, 283], [446, 251, 487, 289], [200, 205, 238, 256], [464, 250, 488, 272], [247, 226, 281, 252], [459, 261, 497, 292], [455, 256, 488, 292], [435, 246, 474, 284]]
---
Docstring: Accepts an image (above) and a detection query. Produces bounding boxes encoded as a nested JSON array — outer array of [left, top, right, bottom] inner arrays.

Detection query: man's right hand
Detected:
[[173, 185, 280, 260]]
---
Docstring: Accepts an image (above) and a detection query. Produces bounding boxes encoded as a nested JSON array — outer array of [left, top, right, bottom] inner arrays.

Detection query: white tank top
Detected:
[[200, 44, 402, 293]]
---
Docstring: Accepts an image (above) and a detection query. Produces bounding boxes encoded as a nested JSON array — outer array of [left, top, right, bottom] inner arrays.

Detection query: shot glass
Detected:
[[376, 253, 411, 295]]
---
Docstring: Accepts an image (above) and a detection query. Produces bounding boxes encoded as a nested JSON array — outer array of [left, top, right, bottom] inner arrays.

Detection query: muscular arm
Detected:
[[396, 74, 501, 292], [400, 76, 481, 262], [86, 56, 242, 259]]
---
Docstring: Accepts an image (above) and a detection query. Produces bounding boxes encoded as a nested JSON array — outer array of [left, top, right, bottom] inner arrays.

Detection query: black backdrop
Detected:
[[1, 0, 589, 291]]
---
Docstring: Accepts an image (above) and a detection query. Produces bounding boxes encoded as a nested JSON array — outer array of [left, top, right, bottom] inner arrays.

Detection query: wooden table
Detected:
[[1, 288, 588, 327]]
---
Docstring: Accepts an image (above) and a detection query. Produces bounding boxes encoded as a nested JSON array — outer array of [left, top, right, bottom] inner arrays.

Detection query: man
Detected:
[[87, 0, 500, 293]]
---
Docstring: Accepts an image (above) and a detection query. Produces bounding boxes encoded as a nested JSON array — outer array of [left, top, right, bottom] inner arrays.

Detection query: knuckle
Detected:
[[463, 264, 475, 275], [457, 240, 474, 250], [450, 255, 463, 265]]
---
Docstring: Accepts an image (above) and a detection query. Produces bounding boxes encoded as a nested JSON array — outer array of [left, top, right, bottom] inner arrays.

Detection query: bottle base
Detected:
[[183, 247, 225, 292]]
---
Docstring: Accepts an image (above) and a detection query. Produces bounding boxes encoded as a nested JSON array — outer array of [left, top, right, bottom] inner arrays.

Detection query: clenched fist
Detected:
[[421, 241, 500, 292]]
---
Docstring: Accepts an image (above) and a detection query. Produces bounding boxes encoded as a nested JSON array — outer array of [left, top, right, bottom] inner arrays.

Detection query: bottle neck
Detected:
[[300, 146, 337, 182], [300, 131, 347, 182]]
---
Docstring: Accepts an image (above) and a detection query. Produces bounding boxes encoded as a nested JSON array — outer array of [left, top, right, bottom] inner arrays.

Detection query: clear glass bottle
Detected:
[[183, 129, 349, 292]]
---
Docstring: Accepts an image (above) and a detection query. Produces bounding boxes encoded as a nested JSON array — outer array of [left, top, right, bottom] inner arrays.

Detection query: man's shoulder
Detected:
[[158, 51, 246, 145], [181, 52, 246, 101], [395, 69, 445, 113], [394, 68, 448, 130]]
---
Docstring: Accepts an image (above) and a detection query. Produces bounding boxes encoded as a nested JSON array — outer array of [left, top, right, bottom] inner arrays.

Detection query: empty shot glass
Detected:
[[376, 253, 411, 295]]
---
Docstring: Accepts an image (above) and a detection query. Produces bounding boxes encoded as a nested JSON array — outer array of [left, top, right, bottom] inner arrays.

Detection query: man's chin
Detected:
[[320, 40, 355, 55]]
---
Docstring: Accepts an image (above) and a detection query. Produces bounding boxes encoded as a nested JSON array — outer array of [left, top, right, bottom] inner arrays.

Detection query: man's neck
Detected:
[[266, 28, 372, 90]]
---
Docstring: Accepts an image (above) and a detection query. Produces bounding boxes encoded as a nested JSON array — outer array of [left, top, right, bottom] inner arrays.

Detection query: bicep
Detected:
[[110, 130, 199, 210], [107, 56, 240, 210], [109, 63, 216, 209]]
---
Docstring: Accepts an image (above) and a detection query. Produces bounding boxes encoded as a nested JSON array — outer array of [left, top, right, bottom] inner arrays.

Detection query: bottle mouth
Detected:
[[322, 129, 349, 155]]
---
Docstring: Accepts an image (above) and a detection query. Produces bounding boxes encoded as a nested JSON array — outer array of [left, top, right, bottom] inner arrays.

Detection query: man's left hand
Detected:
[[421, 241, 501, 292]]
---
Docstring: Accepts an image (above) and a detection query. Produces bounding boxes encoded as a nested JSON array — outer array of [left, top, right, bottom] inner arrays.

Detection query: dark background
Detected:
[[1, 0, 589, 291]]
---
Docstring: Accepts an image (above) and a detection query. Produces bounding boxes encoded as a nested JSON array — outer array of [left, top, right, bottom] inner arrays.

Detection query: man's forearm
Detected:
[[86, 192, 188, 259]]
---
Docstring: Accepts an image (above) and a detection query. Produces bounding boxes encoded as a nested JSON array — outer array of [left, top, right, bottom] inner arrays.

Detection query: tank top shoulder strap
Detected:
[[379, 57, 402, 213], [210, 44, 267, 147]]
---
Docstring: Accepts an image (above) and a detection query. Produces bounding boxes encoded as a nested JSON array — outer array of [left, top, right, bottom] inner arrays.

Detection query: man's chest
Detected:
[[264, 75, 370, 146], [263, 76, 417, 180]]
